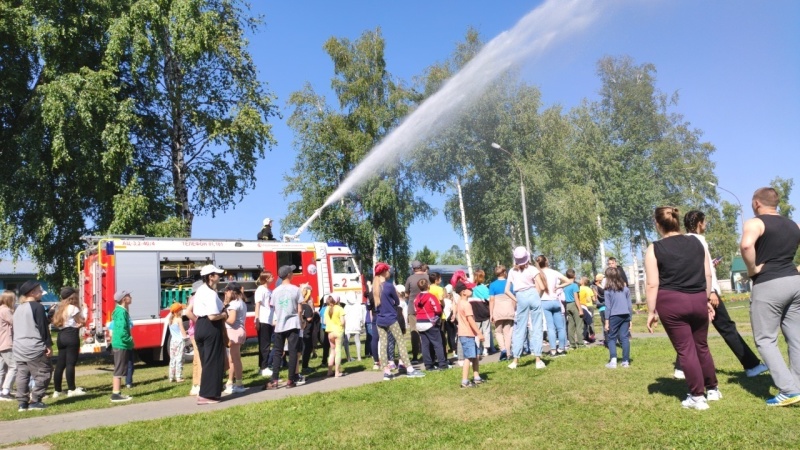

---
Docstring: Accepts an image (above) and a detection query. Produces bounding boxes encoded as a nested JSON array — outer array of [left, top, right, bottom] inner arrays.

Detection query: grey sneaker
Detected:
[[110, 393, 132, 403], [605, 361, 617, 369], [28, 401, 46, 410], [406, 370, 426, 378], [0, 393, 14, 402]]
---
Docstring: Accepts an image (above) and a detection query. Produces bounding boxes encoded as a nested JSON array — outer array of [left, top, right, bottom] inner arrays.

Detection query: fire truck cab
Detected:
[[78, 236, 363, 363]]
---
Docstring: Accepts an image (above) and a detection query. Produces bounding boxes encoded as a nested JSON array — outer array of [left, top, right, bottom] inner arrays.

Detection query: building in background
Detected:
[[0, 259, 58, 308]]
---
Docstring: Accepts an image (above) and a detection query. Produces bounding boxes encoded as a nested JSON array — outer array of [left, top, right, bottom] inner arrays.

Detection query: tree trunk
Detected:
[[372, 229, 379, 276], [164, 26, 192, 237], [631, 238, 643, 304], [598, 214, 606, 270], [456, 179, 474, 279]]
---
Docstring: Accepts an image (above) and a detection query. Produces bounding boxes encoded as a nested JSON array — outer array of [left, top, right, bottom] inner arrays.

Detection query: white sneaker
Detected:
[[605, 361, 617, 369], [482, 349, 488, 357], [507, 361, 518, 369], [67, 388, 86, 397], [674, 369, 685, 380], [189, 385, 200, 396], [681, 394, 709, 410], [535, 360, 546, 369], [52, 391, 61, 399], [223, 384, 234, 395], [261, 368, 273, 377], [745, 363, 768, 377], [706, 388, 722, 401], [457, 360, 464, 367]]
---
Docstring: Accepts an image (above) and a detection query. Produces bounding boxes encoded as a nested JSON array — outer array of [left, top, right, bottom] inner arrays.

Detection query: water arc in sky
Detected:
[[290, 0, 609, 239]]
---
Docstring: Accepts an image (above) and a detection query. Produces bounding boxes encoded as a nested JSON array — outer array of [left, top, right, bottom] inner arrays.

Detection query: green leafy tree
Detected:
[[105, 0, 278, 236], [704, 201, 740, 281], [0, 0, 132, 285], [283, 29, 430, 280], [770, 176, 794, 218], [439, 245, 466, 266], [594, 56, 717, 247], [412, 246, 439, 265]]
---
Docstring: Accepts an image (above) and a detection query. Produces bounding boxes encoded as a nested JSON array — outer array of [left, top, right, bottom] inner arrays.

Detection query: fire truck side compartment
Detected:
[[115, 251, 161, 321], [213, 252, 263, 270]]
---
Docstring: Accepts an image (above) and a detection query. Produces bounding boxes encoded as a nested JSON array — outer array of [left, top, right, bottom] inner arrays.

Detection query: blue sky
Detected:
[[192, 0, 800, 257]]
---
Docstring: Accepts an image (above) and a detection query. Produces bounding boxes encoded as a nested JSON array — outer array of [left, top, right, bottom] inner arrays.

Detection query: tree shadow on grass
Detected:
[[721, 368, 773, 399], [647, 377, 688, 400]]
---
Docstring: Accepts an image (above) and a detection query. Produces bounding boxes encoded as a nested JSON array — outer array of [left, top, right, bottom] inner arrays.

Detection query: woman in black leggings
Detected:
[[52, 287, 86, 397]]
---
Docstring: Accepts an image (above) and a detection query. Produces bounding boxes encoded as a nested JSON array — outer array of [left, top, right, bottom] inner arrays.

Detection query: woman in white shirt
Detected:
[[186, 265, 228, 405], [535, 255, 570, 357], [52, 287, 86, 397], [253, 271, 274, 376], [505, 247, 548, 370]]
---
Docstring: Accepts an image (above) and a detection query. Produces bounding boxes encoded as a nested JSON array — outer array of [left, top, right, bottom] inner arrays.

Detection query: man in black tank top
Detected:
[[741, 187, 800, 407]]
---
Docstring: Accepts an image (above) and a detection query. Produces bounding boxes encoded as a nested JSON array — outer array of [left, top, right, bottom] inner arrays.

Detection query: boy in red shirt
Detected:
[[455, 281, 484, 388], [414, 279, 448, 370]]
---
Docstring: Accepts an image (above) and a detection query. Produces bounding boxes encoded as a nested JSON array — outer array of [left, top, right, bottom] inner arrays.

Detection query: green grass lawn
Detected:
[[32, 328, 800, 449]]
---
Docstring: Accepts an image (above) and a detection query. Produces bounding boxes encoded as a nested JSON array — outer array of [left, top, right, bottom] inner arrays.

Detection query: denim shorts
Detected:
[[459, 336, 478, 359]]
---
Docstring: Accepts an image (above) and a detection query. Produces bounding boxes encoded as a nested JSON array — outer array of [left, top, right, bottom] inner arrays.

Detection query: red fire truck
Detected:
[[77, 235, 364, 362]]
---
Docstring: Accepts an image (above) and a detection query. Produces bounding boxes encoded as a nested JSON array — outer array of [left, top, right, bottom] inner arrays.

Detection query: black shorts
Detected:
[[113, 349, 132, 377]]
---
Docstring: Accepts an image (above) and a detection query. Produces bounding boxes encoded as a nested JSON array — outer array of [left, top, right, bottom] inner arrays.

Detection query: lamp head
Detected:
[[491, 142, 501, 149]]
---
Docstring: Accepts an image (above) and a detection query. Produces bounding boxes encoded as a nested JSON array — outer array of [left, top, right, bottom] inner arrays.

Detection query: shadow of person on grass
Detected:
[[647, 377, 688, 400], [721, 368, 773, 399]]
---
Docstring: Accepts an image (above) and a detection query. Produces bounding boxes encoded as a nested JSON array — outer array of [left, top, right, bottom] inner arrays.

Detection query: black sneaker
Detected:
[[294, 375, 306, 386], [460, 381, 475, 389], [18, 402, 28, 412], [28, 401, 46, 410], [110, 393, 132, 403], [0, 393, 14, 402]]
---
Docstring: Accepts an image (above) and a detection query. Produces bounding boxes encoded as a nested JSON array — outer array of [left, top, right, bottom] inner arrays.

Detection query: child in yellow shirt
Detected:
[[579, 277, 596, 343]]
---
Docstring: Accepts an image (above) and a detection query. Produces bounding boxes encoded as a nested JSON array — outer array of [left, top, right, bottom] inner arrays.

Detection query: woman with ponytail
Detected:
[[535, 255, 570, 357], [675, 210, 767, 379], [645, 207, 719, 410]]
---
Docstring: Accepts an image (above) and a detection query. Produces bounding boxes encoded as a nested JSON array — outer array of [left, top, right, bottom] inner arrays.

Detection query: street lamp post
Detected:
[[708, 181, 745, 232], [492, 142, 531, 251]]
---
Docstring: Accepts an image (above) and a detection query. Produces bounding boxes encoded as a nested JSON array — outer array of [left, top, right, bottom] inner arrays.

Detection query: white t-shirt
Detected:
[[225, 299, 247, 330], [540, 268, 564, 301], [688, 233, 720, 293], [255, 285, 273, 324], [61, 305, 81, 329], [507, 266, 541, 292], [193, 284, 223, 317]]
